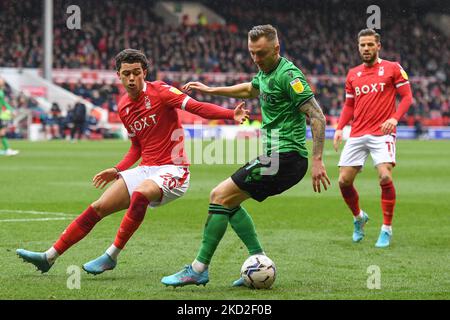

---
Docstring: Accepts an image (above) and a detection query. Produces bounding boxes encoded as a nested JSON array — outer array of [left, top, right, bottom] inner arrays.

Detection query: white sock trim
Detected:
[[45, 247, 59, 264], [106, 244, 121, 261], [192, 259, 208, 273], [354, 210, 364, 221]]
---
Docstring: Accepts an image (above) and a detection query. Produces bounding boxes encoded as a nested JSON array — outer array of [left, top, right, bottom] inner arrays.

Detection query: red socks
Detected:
[[53, 206, 101, 254], [52, 192, 149, 255], [380, 181, 396, 226], [339, 184, 361, 217], [113, 192, 150, 249], [341, 181, 396, 226]]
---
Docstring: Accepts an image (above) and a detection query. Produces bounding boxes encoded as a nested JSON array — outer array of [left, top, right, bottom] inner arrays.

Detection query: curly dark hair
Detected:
[[115, 49, 149, 72]]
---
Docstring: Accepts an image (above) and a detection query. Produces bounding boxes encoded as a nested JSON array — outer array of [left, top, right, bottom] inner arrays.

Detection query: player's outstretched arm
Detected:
[[182, 81, 259, 99], [182, 97, 249, 123], [299, 97, 331, 193]]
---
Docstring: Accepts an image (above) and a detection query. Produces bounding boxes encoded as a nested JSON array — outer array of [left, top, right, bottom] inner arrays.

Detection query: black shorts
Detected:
[[231, 151, 308, 202], [0, 119, 4, 130]]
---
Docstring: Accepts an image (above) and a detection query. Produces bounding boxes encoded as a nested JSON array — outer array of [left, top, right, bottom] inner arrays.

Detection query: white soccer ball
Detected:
[[240, 254, 276, 289]]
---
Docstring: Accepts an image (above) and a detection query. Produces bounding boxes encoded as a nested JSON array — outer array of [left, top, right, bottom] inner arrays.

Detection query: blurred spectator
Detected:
[[1, 0, 449, 127], [86, 109, 104, 139], [70, 101, 87, 141], [198, 12, 208, 26], [63, 105, 74, 139], [43, 102, 64, 139], [414, 117, 427, 139], [2, 0, 448, 78]]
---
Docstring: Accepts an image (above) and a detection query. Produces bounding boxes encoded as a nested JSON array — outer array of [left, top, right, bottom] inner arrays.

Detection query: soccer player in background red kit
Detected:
[[333, 29, 413, 248], [17, 49, 249, 274]]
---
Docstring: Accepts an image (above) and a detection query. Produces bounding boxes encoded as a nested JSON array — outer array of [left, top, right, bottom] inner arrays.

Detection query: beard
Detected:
[[361, 52, 377, 64]]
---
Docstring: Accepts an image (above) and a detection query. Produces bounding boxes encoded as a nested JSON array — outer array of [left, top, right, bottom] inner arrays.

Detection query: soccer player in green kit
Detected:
[[162, 25, 331, 287], [0, 78, 19, 156]]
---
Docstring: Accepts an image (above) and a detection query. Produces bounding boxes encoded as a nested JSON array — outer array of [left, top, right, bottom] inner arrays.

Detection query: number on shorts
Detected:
[[160, 173, 177, 190], [385, 141, 395, 157]]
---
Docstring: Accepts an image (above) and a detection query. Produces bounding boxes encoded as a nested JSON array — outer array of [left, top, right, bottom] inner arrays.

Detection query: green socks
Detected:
[[229, 206, 264, 255], [195, 204, 235, 264], [195, 204, 263, 265], [2, 137, 9, 150]]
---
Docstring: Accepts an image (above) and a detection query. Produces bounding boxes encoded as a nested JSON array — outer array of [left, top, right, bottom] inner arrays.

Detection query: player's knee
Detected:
[[134, 183, 160, 202], [210, 186, 231, 207], [90, 200, 108, 217], [209, 186, 222, 204], [338, 176, 354, 188], [379, 174, 392, 185]]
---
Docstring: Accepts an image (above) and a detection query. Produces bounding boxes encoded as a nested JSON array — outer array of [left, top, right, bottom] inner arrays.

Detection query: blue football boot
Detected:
[[82, 253, 116, 275], [353, 211, 369, 242], [232, 277, 247, 287], [161, 265, 209, 287], [375, 229, 392, 248], [16, 249, 53, 273]]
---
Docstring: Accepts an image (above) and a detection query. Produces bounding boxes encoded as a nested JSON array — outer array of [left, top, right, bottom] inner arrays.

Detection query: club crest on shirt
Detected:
[[378, 66, 384, 76], [290, 78, 304, 94], [357, 71, 362, 77], [144, 96, 151, 109]]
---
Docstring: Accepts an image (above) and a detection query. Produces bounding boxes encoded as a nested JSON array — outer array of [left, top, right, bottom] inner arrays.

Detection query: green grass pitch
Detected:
[[1, 139, 450, 299]]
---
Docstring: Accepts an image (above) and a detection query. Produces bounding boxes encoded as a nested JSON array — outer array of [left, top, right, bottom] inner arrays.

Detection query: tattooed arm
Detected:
[[299, 97, 331, 193], [299, 97, 326, 161]]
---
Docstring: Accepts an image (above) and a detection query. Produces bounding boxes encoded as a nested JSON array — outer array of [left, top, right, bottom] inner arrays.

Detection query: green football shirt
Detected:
[[251, 57, 314, 158], [0, 89, 13, 121]]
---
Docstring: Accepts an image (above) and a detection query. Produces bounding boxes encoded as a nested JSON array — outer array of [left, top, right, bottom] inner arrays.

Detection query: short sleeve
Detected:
[[251, 74, 260, 90], [158, 82, 191, 110], [393, 63, 410, 88], [280, 68, 314, 107]]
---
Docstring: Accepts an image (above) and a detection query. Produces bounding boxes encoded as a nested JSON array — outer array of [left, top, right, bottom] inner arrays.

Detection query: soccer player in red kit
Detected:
[[16, 49, 249, 274], [333, 29, 413, 248]]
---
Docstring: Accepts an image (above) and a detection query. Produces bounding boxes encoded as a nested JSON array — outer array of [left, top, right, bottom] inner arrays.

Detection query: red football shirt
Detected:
[[115, 81, 234, 169], [344, 59, 410, 137]]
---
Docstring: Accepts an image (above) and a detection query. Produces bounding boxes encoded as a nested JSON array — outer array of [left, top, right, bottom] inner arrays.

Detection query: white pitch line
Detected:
[[0, 217, 73, 223], [0, 209, 77, 223], [0, 209, 76, 217]]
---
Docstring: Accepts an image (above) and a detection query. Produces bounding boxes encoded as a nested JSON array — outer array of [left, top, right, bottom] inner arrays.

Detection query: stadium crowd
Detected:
[[0, 0, 448, 132]]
